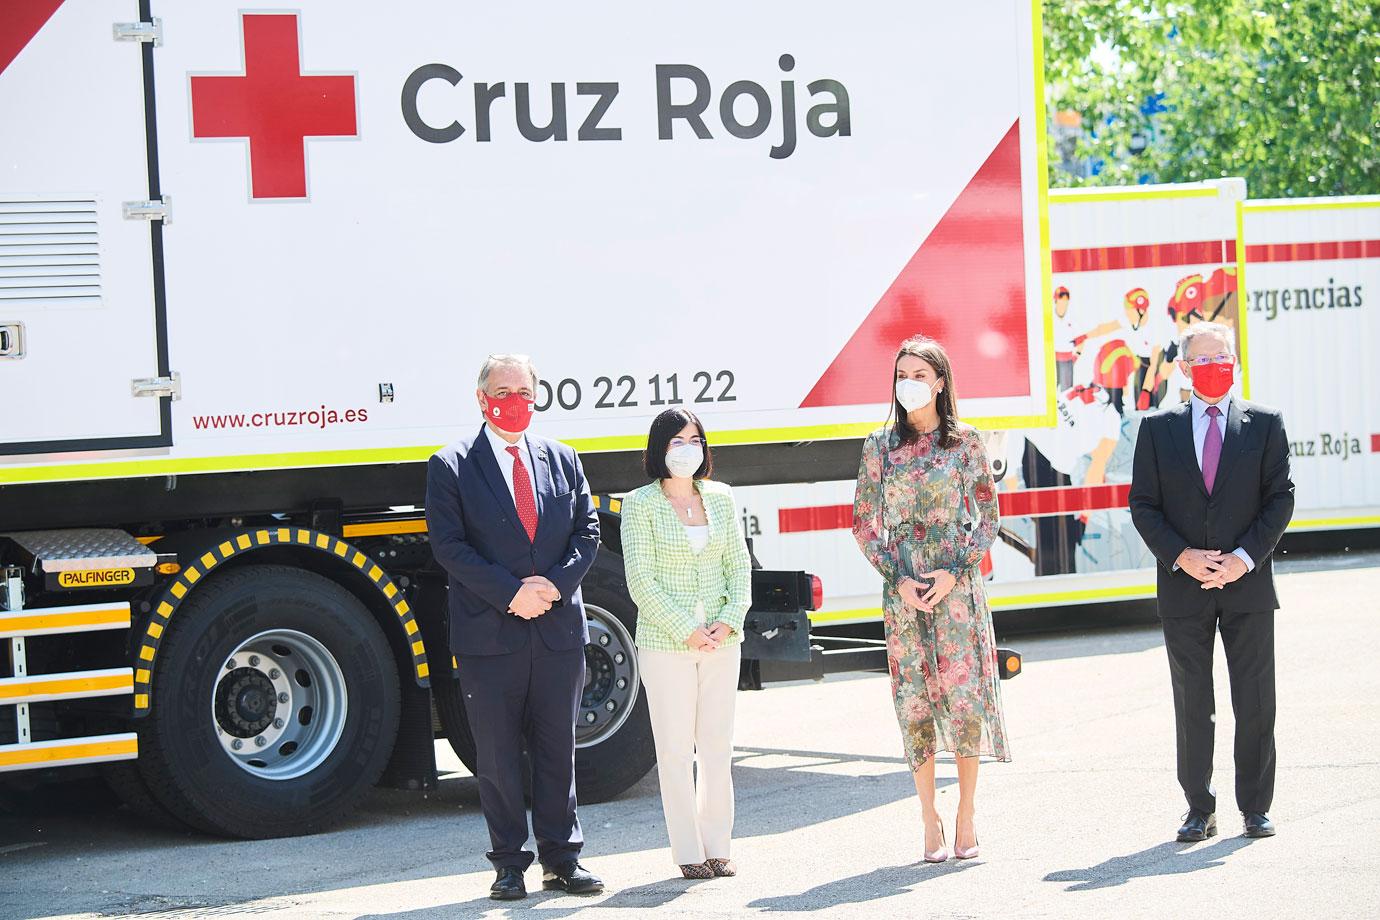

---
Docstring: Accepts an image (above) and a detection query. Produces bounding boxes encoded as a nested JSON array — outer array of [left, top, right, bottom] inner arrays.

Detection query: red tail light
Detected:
[[809, 574, 823, 611]]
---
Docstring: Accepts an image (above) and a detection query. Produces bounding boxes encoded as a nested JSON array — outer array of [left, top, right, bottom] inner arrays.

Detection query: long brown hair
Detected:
[[887, 335, 960, 449]]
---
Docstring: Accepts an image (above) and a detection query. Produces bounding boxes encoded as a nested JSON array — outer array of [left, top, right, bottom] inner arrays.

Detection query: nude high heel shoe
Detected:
[[954, 817, 980, 859], [924, 821, 949, 863]]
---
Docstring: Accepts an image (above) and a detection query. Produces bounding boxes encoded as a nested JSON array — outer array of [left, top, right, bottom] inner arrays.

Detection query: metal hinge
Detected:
[[123, 196, 171, 224], [0, 322, 25, 360], [131, 371, 181, 401], [113, 19, 162, 46], [1, 566, 24, 612]]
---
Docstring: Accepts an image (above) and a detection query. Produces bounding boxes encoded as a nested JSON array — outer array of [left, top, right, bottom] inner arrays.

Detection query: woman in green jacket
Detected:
[[621, 408, 753, 880]]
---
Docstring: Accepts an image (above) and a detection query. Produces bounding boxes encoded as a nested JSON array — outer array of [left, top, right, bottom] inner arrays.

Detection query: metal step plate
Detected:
[[3, 529, 156, 572], [2, 529, 156, 591]]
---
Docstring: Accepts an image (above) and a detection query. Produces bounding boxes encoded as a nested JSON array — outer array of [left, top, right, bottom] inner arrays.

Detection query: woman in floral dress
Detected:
[[852, 335, 1010, 863]]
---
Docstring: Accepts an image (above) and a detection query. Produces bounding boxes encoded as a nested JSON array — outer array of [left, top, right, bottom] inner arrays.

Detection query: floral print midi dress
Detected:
[[852, 422, 1011, 769]]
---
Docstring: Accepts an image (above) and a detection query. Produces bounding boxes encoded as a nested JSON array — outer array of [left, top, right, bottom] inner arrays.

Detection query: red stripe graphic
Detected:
[[800, 122, 1031, 406], [999, 484, 1131, 517], [0, 0, 65, 77], [1372, 434, 1380, 454], [1245, 239, 1380, 264], [778, 505, 855, 534], [1051, 240, 1235, 273], [779, 484, 1133, 533]]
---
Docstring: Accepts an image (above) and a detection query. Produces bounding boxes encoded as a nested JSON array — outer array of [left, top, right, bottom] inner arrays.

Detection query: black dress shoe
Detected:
[[1243, 812, 1276, 838], [489, 867, 527, 901], [542, 861, 604, 895], [1176, 810, 1218, 842]]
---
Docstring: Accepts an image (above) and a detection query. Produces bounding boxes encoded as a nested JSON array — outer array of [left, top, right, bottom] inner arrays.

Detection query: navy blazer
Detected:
[[1129, 398, 1294, 617], [425, 426, 600, 656]]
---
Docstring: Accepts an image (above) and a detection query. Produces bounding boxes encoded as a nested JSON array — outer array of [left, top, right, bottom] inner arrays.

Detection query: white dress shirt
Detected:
[[1188, 392, 1255, 572], [483, 423, 538, 510]]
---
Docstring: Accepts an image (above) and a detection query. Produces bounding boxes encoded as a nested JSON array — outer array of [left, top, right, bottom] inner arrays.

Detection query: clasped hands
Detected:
[[1175, 548, 1247, 590], [684, 622, 734, 651], [898, 570, 956, 613], [509, 576, 561, 619]]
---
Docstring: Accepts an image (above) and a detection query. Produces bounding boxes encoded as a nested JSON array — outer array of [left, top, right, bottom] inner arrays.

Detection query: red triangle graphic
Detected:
[[0, 1, 65, 78], [801, 121, 1031, 407]]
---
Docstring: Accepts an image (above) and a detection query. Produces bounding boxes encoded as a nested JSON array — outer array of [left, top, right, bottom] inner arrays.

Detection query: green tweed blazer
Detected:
[[620, 478, 753, 653]]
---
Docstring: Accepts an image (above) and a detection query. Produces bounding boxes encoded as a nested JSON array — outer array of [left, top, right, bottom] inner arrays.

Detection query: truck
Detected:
[[736, 183, 1380, 630], [0, 0, 1045, 836]]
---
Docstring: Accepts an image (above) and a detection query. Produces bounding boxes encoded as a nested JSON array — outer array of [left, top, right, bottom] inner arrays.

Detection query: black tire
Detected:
[[575, 552, 656, 802], [135, 564, 400, 838], [433, 672, 478, 774], [101, 761, 189, 830], [432, 552, 657, 804]]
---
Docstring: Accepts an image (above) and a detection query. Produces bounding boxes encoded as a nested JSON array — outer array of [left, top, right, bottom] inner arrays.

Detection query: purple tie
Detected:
[[1202, 405, 1223, 494]]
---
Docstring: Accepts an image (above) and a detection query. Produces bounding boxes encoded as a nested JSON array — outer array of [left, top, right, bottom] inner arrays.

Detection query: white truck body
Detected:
[[1, 0, 1044, 831], [739, 187, 1380, 626], [1242, 196, 1380, 529], [2, 0, 1050, 483]]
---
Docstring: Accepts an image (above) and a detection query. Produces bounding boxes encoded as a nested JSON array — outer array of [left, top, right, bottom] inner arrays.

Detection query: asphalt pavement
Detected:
[[2, 559, 1377, 919]]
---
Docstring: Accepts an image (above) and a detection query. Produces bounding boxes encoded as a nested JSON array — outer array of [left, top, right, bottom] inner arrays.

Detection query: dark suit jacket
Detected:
[[425, 426, 600, 655], [1129, 398, 1294, 617]]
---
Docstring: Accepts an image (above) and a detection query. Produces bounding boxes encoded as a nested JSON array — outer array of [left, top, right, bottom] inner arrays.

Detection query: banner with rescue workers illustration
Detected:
[[738, 188, 1380, 618], [987, 184, 1243, 588]]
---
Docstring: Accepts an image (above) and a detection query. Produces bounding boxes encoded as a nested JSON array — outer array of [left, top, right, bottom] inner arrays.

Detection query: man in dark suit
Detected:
[[1130, 321, 1294, 843], [426, 354, 603, 900]]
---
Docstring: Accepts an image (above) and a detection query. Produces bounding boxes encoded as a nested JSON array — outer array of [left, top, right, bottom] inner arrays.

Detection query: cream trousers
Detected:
[[637, 644, 741, 865]]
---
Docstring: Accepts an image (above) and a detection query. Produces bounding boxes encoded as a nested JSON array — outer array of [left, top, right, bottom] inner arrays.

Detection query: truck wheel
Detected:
[[136, 565, 400, 838], [102, 761, 187, 830], [432, 553, 657, 803], [433, 675, 478, 774], [574, 553, 656, 802]]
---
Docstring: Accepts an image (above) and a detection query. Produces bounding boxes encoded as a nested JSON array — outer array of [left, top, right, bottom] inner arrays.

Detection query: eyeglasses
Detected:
[[1185, 353, 1236, 367]]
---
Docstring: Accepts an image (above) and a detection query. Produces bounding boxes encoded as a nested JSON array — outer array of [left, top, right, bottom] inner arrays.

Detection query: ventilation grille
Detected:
[[0, 198, 102, 307]]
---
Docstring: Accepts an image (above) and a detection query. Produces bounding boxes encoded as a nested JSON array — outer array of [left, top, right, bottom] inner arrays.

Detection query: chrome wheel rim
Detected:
[[211, 628, 348, 780], [576, 604, 639, 748]]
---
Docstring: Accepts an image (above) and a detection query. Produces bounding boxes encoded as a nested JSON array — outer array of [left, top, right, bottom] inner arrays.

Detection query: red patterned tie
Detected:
[[505, 446, 539, 542]]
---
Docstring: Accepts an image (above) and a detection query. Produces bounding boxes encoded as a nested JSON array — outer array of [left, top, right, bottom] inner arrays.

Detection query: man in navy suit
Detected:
[[426, 354, 603, 900]]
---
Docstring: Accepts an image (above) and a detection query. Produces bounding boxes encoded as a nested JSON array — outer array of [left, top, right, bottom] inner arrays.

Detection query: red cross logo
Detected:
[[190, 14, 357, 200]]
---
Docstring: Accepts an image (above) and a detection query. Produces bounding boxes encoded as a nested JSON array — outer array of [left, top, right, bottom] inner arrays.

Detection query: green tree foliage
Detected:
[[1044, 1, 1380, 196]]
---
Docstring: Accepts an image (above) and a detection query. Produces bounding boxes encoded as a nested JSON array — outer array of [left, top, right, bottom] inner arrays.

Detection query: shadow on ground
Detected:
[[746, 859, 978, 912], [1043, 835, 1256, 891], [354, 858, 980, 920], [357, 877, 717, 920], [2, 744, 927, 919]]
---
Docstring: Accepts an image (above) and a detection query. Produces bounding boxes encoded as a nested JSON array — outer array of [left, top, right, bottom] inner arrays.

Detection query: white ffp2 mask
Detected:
[[665, 444, 704, 479], [896, 379, 935, 412]]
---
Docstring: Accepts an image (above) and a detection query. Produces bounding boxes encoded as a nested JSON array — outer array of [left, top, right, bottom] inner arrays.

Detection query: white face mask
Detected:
[[665, 443, 704, 479], [896, 378, 936, 412]]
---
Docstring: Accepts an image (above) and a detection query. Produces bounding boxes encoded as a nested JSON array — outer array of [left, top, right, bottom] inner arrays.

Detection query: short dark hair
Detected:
[[643, 408, 713, 480]]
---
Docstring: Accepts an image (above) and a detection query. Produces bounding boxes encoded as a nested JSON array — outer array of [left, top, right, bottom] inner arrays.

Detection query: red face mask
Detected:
[[484, 392, 535, 433], [1190, 361, 1234, 399]]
